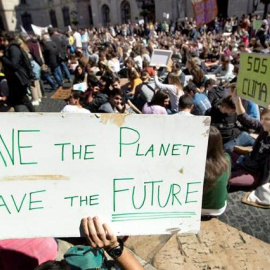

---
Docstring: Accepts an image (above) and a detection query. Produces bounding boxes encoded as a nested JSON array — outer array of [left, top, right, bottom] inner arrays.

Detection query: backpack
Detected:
[[9, 44, 35, 85], [64, 246, 109, 270]]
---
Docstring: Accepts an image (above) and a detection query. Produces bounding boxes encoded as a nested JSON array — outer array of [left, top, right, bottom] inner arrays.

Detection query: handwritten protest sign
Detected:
[[237, 53, 270, 108], [253, 20, 263, 33], [192, 0, 218, 28], [150, 49, 173, 67], [0, 113, 210, 239]]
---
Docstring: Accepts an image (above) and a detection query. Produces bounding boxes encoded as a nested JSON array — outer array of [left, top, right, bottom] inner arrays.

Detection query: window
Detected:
[[21, 12, 32, 31], [62, 6, 70, 26], [88, 5, 93, 26], [50, 10, 58, 27], [101, 4, 110, 26], [121, 1, 131, 24]]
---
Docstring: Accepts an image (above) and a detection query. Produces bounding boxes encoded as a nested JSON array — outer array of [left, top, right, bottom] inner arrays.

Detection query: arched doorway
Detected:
[[101, 4, 110, 26], [137, 0, 155, 23], [121, 0, 131, 23], [21, 12, 32, 31], [217, 0, 229, 18]]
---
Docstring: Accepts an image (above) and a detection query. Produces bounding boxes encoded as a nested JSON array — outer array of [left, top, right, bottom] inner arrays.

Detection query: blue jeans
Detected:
[[42, 71, 57, 91], [60, 61, 71, 80], [224, 131, 255, 152], [52, 65, 63, 87]]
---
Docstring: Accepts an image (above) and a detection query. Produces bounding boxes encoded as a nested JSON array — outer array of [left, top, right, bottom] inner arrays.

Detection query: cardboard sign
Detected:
[[150, 49, 173, 67], [237, 53, 270, 108], [0, 113, 210, 239], [192, 0, 218, 28], [253, 20, 263, 33]]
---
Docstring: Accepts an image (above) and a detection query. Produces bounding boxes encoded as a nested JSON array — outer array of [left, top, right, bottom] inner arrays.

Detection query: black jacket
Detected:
[[84, 92, 109, 113], [43, 41, 58, 68], [205, 106, 241, 143], [207, 86, 227, 106]]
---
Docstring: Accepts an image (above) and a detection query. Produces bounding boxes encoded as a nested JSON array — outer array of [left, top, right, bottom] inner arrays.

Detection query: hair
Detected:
[[168, 73, 182, 93], [204, 126, 229, 193], [179, 94, 193, 110], [74, 65, 85, 83], [109, 87, 124, 97], [221, 54, 230, 71], [87, 73, 99, 87], [205, 78, 216, 89], [70, 90, 85, 106], [183, 81, 198, 95], [261, 108, 270, 118], [111, 75, 121, 85], [141, 71, 149, 81], [149, 90, 170, 107], [34, 260, 70, 270], [220, 96, 236, 110]]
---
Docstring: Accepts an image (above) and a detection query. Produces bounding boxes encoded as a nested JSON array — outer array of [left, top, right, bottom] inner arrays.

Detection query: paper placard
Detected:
[[73, 82, 87, 92], [237, 53, 270, 108], [31, 24, 48, 36], [0, 113, 210, 239], [150, 49, 173, 67]]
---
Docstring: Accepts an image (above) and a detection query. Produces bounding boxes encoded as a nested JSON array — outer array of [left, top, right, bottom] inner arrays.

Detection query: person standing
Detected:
[[0, 33, 35, 112]]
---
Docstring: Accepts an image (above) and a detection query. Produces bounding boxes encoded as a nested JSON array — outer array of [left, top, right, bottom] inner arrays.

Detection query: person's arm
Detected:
[[232, 93, 262, 132], [127, 100, 142, 114], [154, 72, 176, 94], [81, 216, 144, 270]]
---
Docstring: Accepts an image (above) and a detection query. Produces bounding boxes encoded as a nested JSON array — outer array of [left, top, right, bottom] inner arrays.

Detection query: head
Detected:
[[150, 90, 170, 108], [219, 96, 236, 114], [141, 71, 149, 82], [111, 76, 121, 89], [261, 109, 270, 133], [109, 88, 124, 108], [179, 94, 194, 112], [183, 81, 198, 97], [87, 74, 100, 92], [35, 260, 70, 270], [221, 54, 230, 70], [205, 79, 216, 91], [68, 90, 85, 106], [75, 65, 84, 76]]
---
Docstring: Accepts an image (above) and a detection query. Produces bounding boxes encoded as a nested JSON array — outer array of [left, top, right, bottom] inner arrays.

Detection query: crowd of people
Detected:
[[1, 12, 270, 269]]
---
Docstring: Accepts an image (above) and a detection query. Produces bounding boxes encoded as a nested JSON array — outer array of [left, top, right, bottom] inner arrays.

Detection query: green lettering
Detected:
[[185, 182, 201, 203], [18, 130, 40, 165], [64, 196, 78, 207], [0, 129, 15, 167], [29, 190, 46, 210], [11, 194, 26, 213], [113, 178, 133, 211], [171, 144, 182, 156], [183, 145, 195, 155], [132, 185, 146, 209], [54, 143, 71, 161], [89, 194, 99, 206], [119, 127, 140, 157], [145, 144, 154, 157], [72, 144, 82, 160], [136, 144, 144, 156], [171, 184, 182, 205], [159, 143, 170, 156], [84, 144, 95, 160], [0, 195, 11, 214]]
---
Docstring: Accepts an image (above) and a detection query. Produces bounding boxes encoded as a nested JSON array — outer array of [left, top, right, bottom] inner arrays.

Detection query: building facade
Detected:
[[0, 0, 268, 32]]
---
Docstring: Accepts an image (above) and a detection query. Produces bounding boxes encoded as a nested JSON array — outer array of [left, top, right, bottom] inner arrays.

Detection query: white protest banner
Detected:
[[20, 25, 28, 35], [0, 113, 210, 239], [150, 49, 173, 67], [31, 24, 48, 36]]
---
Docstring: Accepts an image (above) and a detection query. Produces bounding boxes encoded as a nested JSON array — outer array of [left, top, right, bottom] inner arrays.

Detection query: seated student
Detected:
[[134, 71, 155, 110], [98, 88, 124, 113], [205, 79, 227, 106], [202, 126, 231, 216], [177, 94, 194, 116], [205, 96, 255, 151], [73, 65, 87, 84], [229, 92, 270, 194], [183, 82, 211, 116], [35, 216, 143, 270], [213, 54, 235, 82], [142, 90, 169, 115], [154, 70, 184, 113], [84, 74, 108, 113], [61, 90, 90, 114]]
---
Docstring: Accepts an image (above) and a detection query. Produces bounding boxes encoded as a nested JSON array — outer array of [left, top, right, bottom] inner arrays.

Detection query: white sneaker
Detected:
[[32, 100, 39, 106]]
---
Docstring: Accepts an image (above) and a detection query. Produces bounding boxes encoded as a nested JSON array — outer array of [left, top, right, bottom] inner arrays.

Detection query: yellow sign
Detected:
[[237, 53, 270, 108]]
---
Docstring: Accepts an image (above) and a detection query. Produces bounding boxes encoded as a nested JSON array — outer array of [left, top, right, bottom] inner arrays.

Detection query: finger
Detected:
[[103, 223, 117, 242], [81, 217, 95, 247], [93, 216, 107, 248], [87, 217, 100, 248]]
